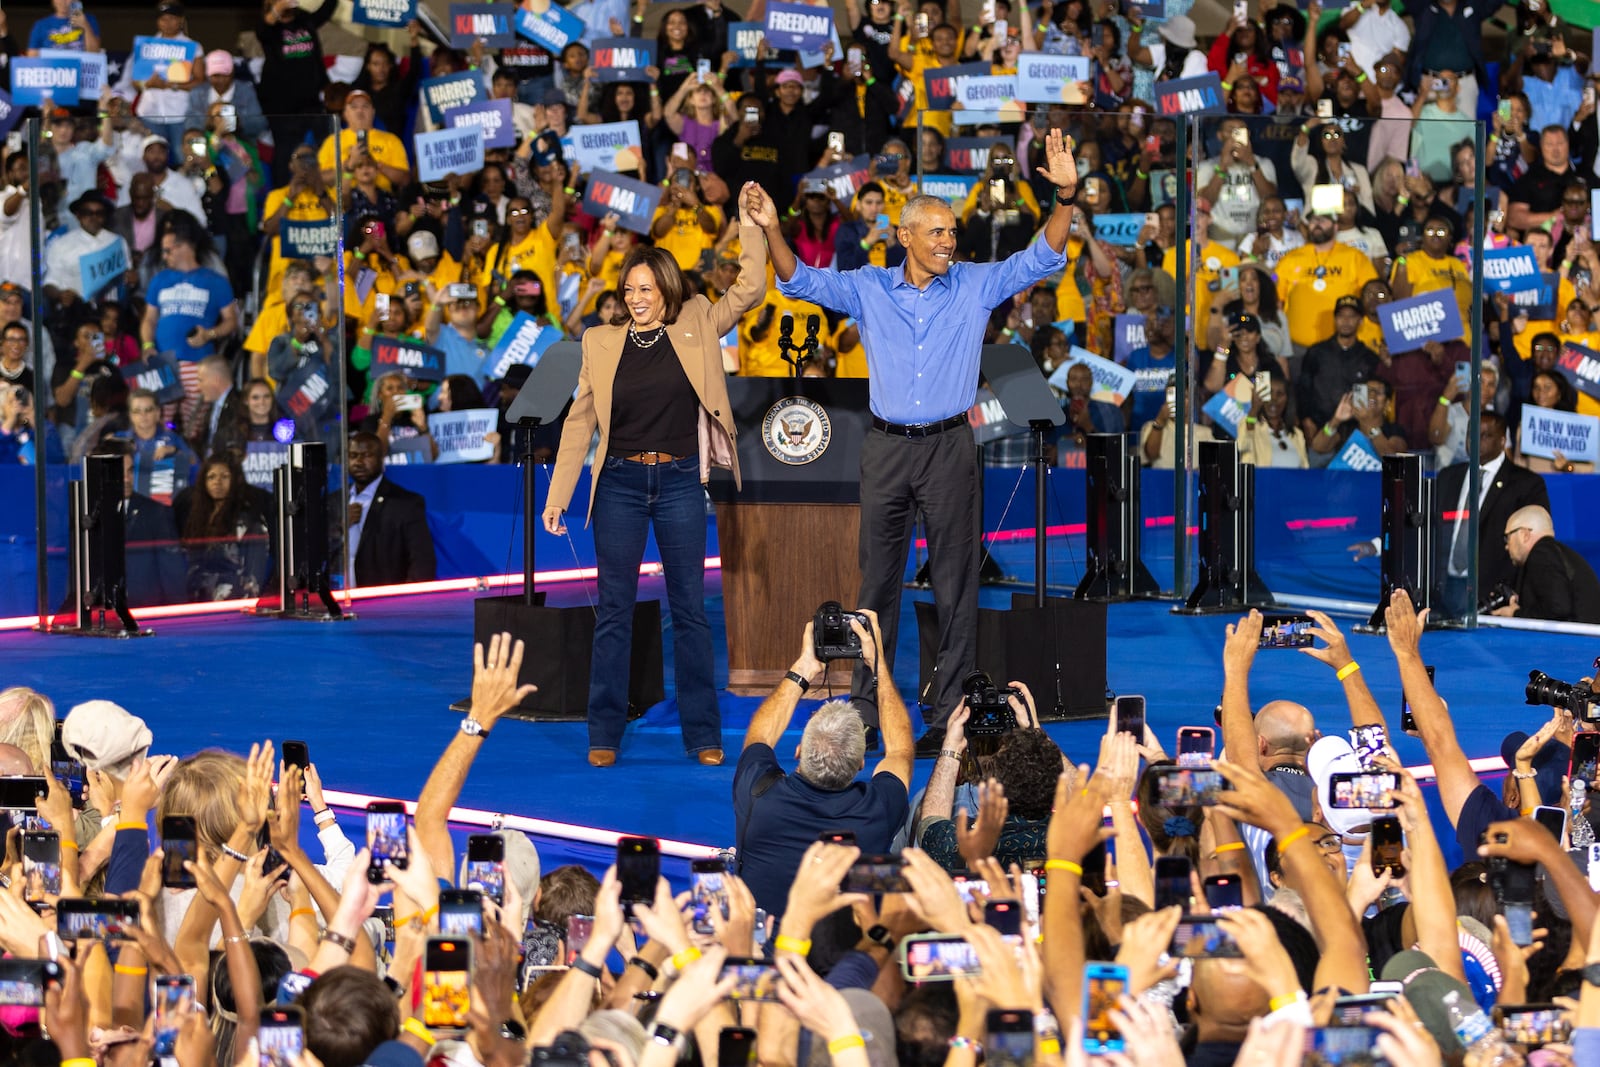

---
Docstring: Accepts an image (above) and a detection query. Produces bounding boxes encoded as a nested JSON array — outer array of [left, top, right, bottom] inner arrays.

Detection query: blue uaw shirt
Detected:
[[777, 235, 1068, 423], [148, 267, 234, 363]]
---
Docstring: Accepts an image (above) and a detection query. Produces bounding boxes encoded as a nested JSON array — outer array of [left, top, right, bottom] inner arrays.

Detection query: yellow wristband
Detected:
[[62, 1060, 96, 1067], [1214, 842, 1246, 854], [670, 946, 702, 971], [113, 964, 147, 976], [1269, 992, 1307, 1012], [828, 1036, 867, 1055], [1335, 661, 1361, 681], [1044, 859, 1083, 876], [115, 822, 148, 832], [60, 840, 78, 851], [1039, 1040, 1061, 1056], [774, 935, 813, 955], [1276, 827, 1310, 854], [290, 908, 317, 920], [402, 1018, 436, 1046]]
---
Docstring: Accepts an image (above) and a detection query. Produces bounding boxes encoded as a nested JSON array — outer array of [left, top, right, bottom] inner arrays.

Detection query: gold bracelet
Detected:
[[1276, 827, 1310, 854], [1335, 661, 1361, 681]]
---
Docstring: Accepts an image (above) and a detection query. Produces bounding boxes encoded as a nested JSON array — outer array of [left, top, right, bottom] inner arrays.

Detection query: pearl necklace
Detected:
[[629, 322, 666, 348]]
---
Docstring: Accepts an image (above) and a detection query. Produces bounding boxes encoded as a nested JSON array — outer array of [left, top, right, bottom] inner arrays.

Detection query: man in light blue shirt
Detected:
[[745, 130, 1081, 754], [569, 0, 630, 46]]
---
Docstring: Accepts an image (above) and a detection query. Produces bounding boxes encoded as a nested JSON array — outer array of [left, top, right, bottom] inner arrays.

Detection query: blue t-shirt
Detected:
[[28, 13, 101, 51], [1124, 345, 1179, 430], [436, 327, 487, 385], [148, 267, 234, 363]]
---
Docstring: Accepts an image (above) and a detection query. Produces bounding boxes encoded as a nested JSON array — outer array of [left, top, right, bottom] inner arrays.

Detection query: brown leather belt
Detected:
[[619, 451, 684, 464]]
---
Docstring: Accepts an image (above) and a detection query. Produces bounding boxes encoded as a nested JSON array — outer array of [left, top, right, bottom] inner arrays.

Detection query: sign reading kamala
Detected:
[[1483, 246, 1543, 293], [352, 0, 417, 27], [487, 312, 559, 379], [429, 409, 500, 463], [727, 21, 765, 65], [415, 127, 485, 182], [40, 48, 105, 99], [919, 174, 978, 205], [590, 38, 657, 81], [763, 1, 834, 51], [1378, 291, 1464, 353], [371, 335, 446, 382], [420, 71, 486, 126], [516, 0, 586, 50], [1519, 406, 1599, 464], [449, 3, 516, 47], [568, 120, 643, 172], [924, 61, 990, 111], [0, 91, 17, 139], [279, 219, 340, 259], [278, 360, 335, 429], [1014, 53, 1090, 103], [1329, 429, 1383, 471], [582, 170, 663, 235], [1556, 342, 1600, 405], [801, 155, 872, 200], [120, 351, 185, 405], [1154, 73, 1226, 118], [129, 36, 199, 82], [79, 240, 128, 298], [1510, 271, 1557, 319], [444, 99, 516, 150], [945, 137, 1010, 175], [11, 58, 80, 106]]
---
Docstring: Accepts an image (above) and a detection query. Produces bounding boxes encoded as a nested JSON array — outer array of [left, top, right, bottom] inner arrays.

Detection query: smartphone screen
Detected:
[[1202, 875, 1242, 910], [842, 854, 910, 893], [565, 915, 594, 964], [1154, 767, 1226, 806], [987, 1009, 1035, 1067], [616, 836, 660, 904], [1080, 968, 1126, 1054], [1114, 695, 1145, 738], [1176, 726, 1214, 766], [1258, 614, 1315, 649], [1170, 916, 1242, 958], [22, 832, 60, 901], [1370, 814, 1404, 877], [983, 899, 1022, 939], [720, 957, 781, 1001], [1327, 771, 1400, 809], [1154, 856, 1192, 911], [1494, 1004, 1571, 1048], [464, 834, 506, 905], [154, 974, 196, 1055], [57, 898, 139, 941], [424, 939, 471, 1030], [161, 816, 198, 890], [1400, 665, 1435, 734], [438, 889, 484, 938], [258, 1007, 305, 1067], [691, 858, 728, 936], [900, 935, 981, 981], [719, 1028, 757, 1067], [281, 741, 309, 773], [1533, 806, 1566, 842], [366, 803, 409, 882], [1572, 732, 1600, 784], [1305, 1025, 1384, 1064], [1505, 902, 1535, 946], [0, 777, 46, 813]]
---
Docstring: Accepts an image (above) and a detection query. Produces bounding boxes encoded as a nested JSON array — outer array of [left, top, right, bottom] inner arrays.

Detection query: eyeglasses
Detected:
[[1321, 130, 1342, 139], [1503, 527, 1528, 544], [508, 208, 532, 217], [1564, 197, 1589, 206], [1313, 835, 1343, 853], [1424, 228, 1450, 238]]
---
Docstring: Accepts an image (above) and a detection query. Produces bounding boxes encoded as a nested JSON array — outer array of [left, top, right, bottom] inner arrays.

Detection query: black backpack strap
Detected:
[[735, 768, 787, 871]]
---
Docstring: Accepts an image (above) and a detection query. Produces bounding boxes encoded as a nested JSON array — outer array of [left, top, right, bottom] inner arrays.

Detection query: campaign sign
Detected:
[[1520, 406, 1599, 464], [1200, 377, 1253, 438], [582, 170, 664, 235], [78, 240, 128, 299], [919, 174, 978, 205], [1014, 53, 1090, 103], [352, 0, 417, 27], [0, 92, 16, 139], [953, 74, 1021, 123], [429, 409, 500, 463], [1150, 169, 1177, 207], [449, 3, 516, 47], [277, 360, 335, 430], [764, 1, 833, 51], [487, 312, 559, 379], [1510, 271, 1557, 319], [567, 120, 644, 173], [924, 61, 990, 112], [121, 351, 185, 405], [1482, 245, 1542, 294], [727, 21, 765, 66], [1048, 348, 1139, 406], [10, 58, 80, 106], [279, 218, 340, 259], [242, 441, 290, 490], [1092, 214, 1145, 247], [798, 21, 843, 69], [420, 71, 486, 127], [386, 436, 434, 465], [967, 387, 1018, 444], [1154, 73, 1225, 118], [1329, 430, 1383, 472], [129, 37, 198, 83], [590, 38, 657, 82], [445, 99, 516, 150], [415, 127, 485, 182], [800, 154, 871, 201], [371, 335, 446, 383], [1379, 291, 1464, 354], [945, 136, 1010, 175], [516, 3, 586, 53], [1113, 313, 1146, 363], [1556, 342, 1600, 405], [39, 48, 105, 100]]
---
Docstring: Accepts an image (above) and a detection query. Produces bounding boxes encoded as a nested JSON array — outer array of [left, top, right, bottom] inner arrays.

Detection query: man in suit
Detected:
[[110, 173, 168, 298], [1494, 506, 1600, 625], [191, 354, 241, 456], [346, 431, 436, 587]]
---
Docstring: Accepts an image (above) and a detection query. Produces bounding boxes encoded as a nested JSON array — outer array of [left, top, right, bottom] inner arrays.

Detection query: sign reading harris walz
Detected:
[[1154, 73, 1227, 118]]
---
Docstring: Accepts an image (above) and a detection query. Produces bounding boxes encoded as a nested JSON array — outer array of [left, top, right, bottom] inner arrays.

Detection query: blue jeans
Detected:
[[589, 455, 720, 753]]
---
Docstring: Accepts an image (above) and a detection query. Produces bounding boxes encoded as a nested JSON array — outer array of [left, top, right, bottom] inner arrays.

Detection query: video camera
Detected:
[[1480, 581, 1517, 614], [1526, 658, 1600, 719], [814, 601, 870, 661], [962, 670, 1020, 737]]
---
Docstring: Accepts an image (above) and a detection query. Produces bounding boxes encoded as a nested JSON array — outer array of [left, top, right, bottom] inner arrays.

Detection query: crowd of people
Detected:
[[0, 594, 1597, 1066]]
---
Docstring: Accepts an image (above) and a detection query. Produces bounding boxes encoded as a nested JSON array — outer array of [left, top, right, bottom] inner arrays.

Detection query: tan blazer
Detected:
[[548, 222, 769, 523]]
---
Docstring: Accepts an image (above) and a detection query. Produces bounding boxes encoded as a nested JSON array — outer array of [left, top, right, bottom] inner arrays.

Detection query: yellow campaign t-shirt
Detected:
[[343, 251, 410, 323], [316, 128, 410, 191], [900, 44, 954, 137], [479, 229, 558, 319], [879, 181, 914, 226], [740, 290, 827, 376], [1357, 315, 1384, 354], [833, 317, 867, 377], [261, 186, 336, 304], [1398, 250, 1473, 344], [1162, 242, 1241, 351], [1275, 243, 1378, 349], [652, 203, 721, 273], [958, 180, 1041, 224]]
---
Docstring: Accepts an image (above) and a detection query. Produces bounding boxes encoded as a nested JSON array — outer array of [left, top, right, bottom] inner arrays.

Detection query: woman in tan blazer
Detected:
[[543, 182, 769, 768]]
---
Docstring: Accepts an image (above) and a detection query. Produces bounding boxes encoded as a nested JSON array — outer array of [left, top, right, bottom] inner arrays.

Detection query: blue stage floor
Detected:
[[2, 564, 1592, 857]]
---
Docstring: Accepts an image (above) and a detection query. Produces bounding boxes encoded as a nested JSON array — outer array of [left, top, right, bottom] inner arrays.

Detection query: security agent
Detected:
[[1492, 505, 1600, 625]]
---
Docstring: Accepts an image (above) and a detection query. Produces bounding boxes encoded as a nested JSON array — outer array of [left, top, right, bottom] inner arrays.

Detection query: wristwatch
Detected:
[[459, 717, 490, 739], [866, 923, 896, 950], [649, 1022, 684, 1048], [500, 1018, 527, 1041]]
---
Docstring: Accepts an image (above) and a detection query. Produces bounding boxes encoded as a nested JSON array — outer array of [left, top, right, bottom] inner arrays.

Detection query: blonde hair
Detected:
[[156, 750, 247, 856], [0, 687, 56, 774]]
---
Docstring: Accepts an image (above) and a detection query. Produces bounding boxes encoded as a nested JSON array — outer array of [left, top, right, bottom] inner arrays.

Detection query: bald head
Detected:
[[1504, 505, 1553, 565], [1256, 701, 1315, 763], [1189, 960, 1270, 1041], [0, 744, 36, 776]]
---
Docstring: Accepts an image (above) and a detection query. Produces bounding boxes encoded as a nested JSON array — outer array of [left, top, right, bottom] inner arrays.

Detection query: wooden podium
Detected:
[[710, 378, 872, 695]]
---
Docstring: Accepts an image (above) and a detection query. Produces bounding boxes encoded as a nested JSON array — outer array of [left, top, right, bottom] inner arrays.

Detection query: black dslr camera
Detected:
[[962, 670, 1020, 738], [1526, 658, 1600, 719], [1480, 581, 1516, 614], [813, 601, 870, 661]]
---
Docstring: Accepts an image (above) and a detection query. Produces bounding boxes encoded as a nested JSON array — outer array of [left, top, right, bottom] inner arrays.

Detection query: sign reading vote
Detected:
[[129, 36, 199, 82], [11, 58, 80, 106], [919, 173, 977, 205], [800, 154, 871, 201], [516, 3, 586, 53], [487, 312, 559, 379], [1014, 52, 1090, 103], [1379, 291, 1464, 353], [445, 99, 516, 150], [121, 351, 185, 404], [727, 22, 765, 65], [279, 218, 340, 259], [1091, 214, 1146, 247], [568, 120, 644, 173], [763, 1, 834, 51], [945, 136, 1009, 175], [1113, 313, 1146, 363], [582, 170, 663, 235], [429, 408, 500, 464], [371, 335, 446, 382], [1556, 342, 1600, 405], [1154, 73, 1226, 118], [39, 48, 105, 99], [420, 71, 486, 126], [79, 240, 128, 299], [352, 0, 417, 26], [415, 126, 485, 182], [449, 3, 515, 47], [924, 61, 989, 111], [590, 38, 656, 81], [1048, 348, 1138, 406], [1520, 406, 1599, 464], [1483, 245, 1543, 293]]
